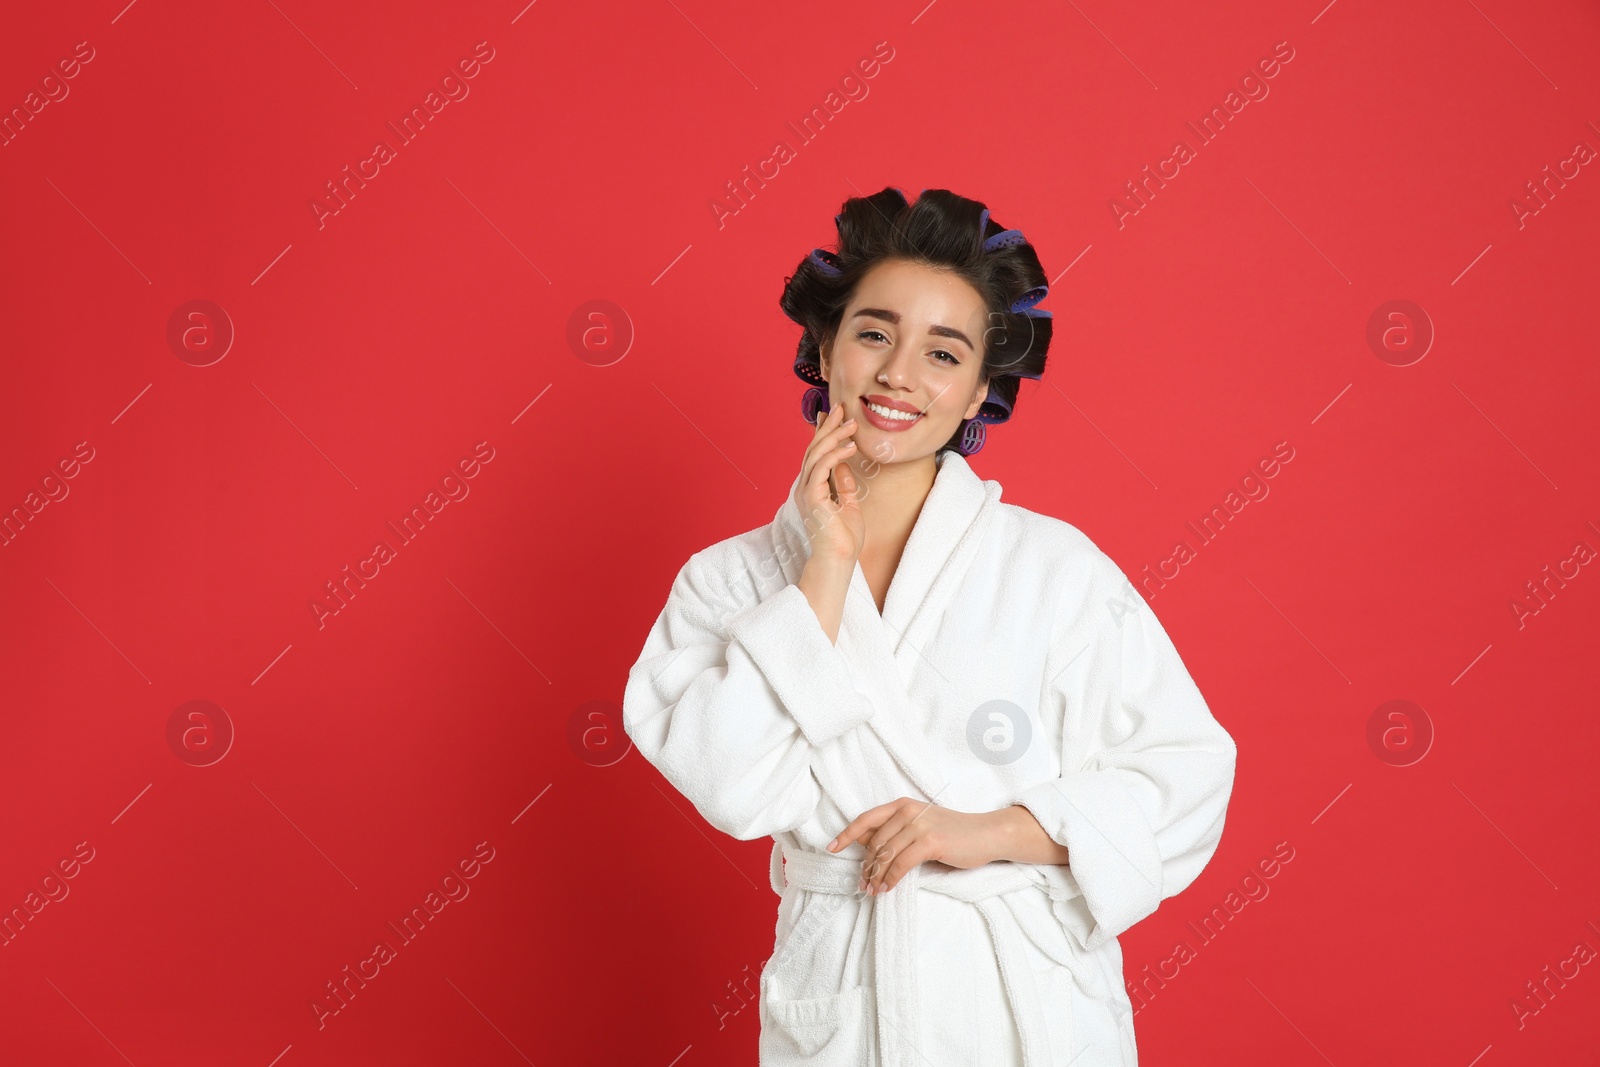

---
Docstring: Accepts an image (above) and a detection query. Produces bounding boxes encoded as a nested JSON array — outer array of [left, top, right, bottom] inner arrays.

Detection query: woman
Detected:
[[623, 188, 1237, 1065]]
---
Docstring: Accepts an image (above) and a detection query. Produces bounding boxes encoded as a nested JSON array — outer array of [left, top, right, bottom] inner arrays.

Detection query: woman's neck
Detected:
[[846, 452, 940, 559]]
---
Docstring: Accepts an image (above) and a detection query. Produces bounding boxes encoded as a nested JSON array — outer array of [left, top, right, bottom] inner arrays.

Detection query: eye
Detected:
[[857, 330, 960, 366]]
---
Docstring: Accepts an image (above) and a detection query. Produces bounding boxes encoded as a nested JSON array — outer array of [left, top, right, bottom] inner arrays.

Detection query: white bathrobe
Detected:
[[623, 450, 1237, 1066]]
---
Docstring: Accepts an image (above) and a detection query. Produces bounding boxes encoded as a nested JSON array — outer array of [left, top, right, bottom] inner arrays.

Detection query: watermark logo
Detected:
[[1110, 40, 1296, 229], [1138, 440, 1296, 600], [166, 699, 235, 767], [568, 699, 632, 767], [565, 299, 634, 368], [308, 441, 496, 630], [1365, 300, 1432, 367], [308, 42, 496, 230], [1508, 930, 1597, 1030], [1108, 578, 1146, 629], [1365, 699, 1432, 767], [965, 699, 1032, 765], [0, 840, 96, 949], [1510, 135, 1595, 230], [309, 841, 496, 1029], [0, 440, 96, 549], [708, 41, 896, 230], [1126, 840, 1296, 1014], [166, 300, 234, 367], [0, 40, 96, 150], [711, 962, 761, 1030], [1508, 523, 1597, 630]]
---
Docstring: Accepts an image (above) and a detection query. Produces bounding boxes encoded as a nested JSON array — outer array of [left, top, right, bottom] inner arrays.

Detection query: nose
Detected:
[[877, 341, 917, 390]]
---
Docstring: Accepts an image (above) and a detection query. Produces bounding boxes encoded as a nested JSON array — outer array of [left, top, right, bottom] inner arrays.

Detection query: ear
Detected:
[[963, 376, 989, 420], [818, 330, 834, 378]]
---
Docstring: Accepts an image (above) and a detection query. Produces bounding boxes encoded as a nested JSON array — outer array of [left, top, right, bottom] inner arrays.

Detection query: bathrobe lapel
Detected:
[[771, 452, 1004, 811], [857, 451, 996, 660], [769, 452, 1013, 1067]]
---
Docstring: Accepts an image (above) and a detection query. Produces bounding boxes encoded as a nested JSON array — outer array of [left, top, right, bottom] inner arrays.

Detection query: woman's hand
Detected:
[[826, 798, 1009, 895], [795, 401, 865, 564]]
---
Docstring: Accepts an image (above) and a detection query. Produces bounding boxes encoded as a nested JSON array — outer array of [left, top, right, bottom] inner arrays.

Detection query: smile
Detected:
[[861, 399, 924, 431]]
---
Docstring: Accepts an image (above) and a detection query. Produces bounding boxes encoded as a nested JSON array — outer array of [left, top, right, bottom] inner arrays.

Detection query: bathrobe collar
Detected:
[[769, 458, 1050, 1067], [770, 450, 1005, 809], [773, 450, 1004, 649]]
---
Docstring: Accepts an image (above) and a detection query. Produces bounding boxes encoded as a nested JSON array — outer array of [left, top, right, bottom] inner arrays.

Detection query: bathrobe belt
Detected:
[[771, 839, 1080, 1067]]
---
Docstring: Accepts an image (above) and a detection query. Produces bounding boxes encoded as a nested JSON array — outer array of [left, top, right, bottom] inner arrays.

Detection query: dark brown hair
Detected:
[[779, 187, 1053, 453]]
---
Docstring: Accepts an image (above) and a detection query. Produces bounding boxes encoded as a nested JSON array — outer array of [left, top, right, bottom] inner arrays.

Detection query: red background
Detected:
[[3, 1, 1598, 1063]]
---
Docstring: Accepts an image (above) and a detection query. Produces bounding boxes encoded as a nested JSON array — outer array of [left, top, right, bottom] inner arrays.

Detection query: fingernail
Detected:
[[845, 417, 856, 425], [827, 837, 838, 851]]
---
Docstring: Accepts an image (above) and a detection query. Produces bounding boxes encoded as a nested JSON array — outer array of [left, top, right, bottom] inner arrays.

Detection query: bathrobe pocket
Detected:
[[759, 889, 873, 1065], [760, 985, 870, 1063]]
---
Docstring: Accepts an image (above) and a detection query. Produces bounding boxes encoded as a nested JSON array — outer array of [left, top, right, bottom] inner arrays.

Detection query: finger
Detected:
[[803, 405, 857, 469], [803, 404, 838, 475], [813, 401, 843, 431], [863, 800, 942, 884], [862, 806, 916, 878], [825, 412, 859, 448], [871, 834, 935, 894], [807, 442, 859, 503], [862, 799, 927, 882], [810, 401, 842, 440], [806, 447, 857, 511], [800, 404, 839, 490], [863, 839, 901, 889], [833, 455, 860, 506], [829, 802, 896, 852], [800, 399, 851, 451]]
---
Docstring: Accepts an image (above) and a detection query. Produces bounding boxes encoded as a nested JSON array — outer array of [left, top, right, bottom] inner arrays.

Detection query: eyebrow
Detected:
[[850, 308, 973, 351]]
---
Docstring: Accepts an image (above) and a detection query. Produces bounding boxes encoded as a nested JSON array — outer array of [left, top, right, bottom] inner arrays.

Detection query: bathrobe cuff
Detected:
[[725, 582, 876, 746], [1011, 772, 1164, 952]]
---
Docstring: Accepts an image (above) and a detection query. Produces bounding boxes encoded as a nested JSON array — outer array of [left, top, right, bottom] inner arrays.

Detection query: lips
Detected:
[[859, 395, 924, 433], [862, 394, 922, 414]]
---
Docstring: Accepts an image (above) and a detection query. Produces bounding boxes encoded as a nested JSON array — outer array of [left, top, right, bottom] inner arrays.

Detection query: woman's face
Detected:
[[818, 258, 990, 465]]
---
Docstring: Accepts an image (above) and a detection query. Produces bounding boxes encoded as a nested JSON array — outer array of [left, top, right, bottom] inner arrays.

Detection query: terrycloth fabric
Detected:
[[623, 451, 1238, 1066]]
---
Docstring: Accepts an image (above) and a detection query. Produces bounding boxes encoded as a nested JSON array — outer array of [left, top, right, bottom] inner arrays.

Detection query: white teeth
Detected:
[[866, 401, 920, 421]]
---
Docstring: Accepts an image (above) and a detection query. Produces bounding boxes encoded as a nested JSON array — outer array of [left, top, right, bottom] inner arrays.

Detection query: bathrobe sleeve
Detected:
[[622, 551, 877, 842], [1010, 555, 1237, 953]]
